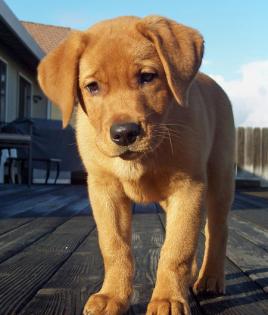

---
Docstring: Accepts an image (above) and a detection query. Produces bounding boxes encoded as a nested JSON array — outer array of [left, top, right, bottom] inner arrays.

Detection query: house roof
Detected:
[[21, 21, 71, 54], [0, 0, 44, 71]]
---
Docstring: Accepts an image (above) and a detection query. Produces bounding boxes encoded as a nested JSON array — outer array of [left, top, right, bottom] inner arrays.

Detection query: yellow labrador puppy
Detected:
[[38, 16, 235, 315]]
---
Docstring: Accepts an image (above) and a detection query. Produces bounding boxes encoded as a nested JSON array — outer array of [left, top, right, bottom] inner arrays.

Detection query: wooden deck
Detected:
[[0, 184, 268, 315]]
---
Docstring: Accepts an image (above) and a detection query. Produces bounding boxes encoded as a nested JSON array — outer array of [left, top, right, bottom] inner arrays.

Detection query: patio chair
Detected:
[[0, 119, 33, 186]]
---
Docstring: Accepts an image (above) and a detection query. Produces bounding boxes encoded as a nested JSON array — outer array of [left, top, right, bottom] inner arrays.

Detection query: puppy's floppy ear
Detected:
[[137, 16, 204, 107], [38, 31, 87, 127]]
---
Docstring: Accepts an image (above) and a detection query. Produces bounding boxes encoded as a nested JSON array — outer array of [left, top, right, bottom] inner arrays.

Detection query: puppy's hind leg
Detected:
[[193, 164, 234, 295]]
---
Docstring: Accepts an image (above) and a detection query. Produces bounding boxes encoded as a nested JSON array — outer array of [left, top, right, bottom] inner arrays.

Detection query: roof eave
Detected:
[[0, 0, 44, 60]]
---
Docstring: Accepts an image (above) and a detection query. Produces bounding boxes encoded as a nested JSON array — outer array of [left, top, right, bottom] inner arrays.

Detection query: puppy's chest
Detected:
[[122, 174, 170, 203]]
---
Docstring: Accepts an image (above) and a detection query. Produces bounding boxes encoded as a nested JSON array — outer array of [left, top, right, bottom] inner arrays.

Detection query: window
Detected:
[[18, 75, 32, 119], [0, 59, 7, 123]]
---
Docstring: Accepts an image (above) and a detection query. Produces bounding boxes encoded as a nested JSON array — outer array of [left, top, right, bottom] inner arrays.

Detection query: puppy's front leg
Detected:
[[83, 175, 133, 315], [147, 180, 205, 315]]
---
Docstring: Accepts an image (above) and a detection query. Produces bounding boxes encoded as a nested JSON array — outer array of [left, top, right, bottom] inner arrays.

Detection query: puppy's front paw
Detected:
[[146, 298, 191, 315], [83, 293, 127, 315], [193, 274, 225, 295]]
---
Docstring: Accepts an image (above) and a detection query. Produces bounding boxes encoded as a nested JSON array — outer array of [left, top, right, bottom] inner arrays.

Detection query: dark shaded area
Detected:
[[0, 17, 40, 72], [2, 118, 84, 172]]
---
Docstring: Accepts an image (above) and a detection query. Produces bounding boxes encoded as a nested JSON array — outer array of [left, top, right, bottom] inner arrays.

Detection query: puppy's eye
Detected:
[[139, 72, 157, 85], [86, 81, 99, 95]]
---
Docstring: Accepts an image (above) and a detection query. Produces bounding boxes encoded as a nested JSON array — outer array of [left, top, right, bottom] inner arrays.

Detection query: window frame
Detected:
[[0, 56, 8, 123], [17, 72, 33, 119]]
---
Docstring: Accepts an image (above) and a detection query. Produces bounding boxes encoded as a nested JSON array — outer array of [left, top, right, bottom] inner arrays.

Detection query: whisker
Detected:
[[152, 133, 183, 143], [153, 129, 182, 137], [167, 128, 174, 156], [151, 122, 197, 135]]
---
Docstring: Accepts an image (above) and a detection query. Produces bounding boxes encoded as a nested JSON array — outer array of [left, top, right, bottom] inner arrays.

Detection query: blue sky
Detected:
[[5, 0, 268, 126], [5, 0, 268, 79]]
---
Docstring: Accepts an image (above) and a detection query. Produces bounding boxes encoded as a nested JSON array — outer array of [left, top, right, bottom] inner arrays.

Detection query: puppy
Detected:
[[38, 16, 235, 315]]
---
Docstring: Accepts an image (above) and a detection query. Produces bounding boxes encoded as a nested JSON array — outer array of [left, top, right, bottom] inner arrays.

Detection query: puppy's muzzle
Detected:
[[110, 122, 141, 146]]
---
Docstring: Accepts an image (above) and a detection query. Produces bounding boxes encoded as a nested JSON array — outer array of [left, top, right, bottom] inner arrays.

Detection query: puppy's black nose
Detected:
[[110, 123, 141, 146]]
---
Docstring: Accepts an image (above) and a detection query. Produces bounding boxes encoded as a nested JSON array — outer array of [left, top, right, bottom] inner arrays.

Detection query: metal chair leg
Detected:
[[45, 160, 50, 184], [55, 161, 60, 184], [28, 141, 32, 187]]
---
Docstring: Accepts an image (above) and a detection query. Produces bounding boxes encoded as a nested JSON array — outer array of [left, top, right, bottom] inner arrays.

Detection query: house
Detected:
[[0, 0, 71, 124]]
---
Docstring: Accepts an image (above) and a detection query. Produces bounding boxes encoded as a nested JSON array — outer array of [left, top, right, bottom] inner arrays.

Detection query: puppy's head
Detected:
[[38, 16, 204, 160]]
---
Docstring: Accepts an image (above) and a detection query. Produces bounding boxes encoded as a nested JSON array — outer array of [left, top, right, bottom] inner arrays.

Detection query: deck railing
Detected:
[[236, 127, 268, 185]]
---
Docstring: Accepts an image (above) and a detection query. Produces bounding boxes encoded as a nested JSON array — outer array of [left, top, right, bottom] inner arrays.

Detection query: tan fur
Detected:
[[38, 16, 235, 315]]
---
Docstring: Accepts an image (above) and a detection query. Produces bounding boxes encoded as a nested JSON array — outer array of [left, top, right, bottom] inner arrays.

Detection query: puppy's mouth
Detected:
[[96, 132, 165, 160], [119, 150, 142, 160]]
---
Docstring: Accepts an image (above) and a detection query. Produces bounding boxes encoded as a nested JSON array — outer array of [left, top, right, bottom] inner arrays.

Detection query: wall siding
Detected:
[[0, 43, 47, 122]]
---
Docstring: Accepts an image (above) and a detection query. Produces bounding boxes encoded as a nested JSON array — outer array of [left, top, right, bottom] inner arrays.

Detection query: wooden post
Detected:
[[261, 128, 268, 184], [244, 127, 254, 175], [236, 127, 245, 175], [253, 128, 262, 177]]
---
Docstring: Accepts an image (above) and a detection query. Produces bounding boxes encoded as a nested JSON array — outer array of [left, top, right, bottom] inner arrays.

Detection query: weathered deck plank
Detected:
[[0, 214, 95, 315], [0, 185, 84, 218], [0, 186, 87, 236], [229, 215, 268, 252], [0, 185, 64, 205], [0, 185, 32, 196], [231, 208, 268, 230], [243, 190, 268, 199], [0, 197, 89, 264], [235, 192, 268, 209], [0, 217, 35, 236]]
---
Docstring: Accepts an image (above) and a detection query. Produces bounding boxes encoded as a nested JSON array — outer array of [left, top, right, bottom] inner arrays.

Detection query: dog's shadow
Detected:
[[125, 268, 268, 314]]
